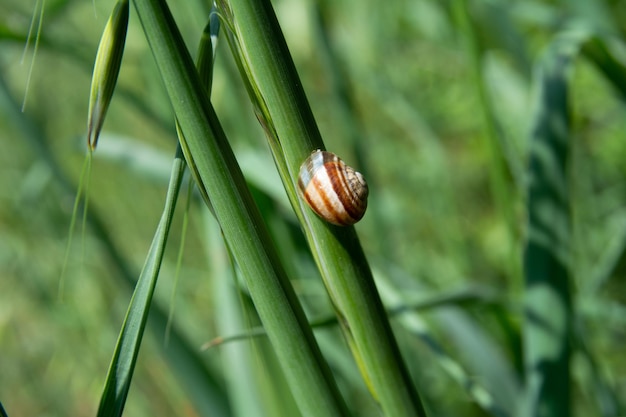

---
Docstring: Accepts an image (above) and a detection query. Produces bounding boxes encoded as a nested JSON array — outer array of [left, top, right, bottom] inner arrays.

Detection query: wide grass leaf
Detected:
[[522, 30, 581, 417]]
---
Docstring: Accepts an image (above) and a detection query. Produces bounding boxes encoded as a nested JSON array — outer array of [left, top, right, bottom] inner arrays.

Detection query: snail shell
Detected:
[[297, 150, 368, 226]]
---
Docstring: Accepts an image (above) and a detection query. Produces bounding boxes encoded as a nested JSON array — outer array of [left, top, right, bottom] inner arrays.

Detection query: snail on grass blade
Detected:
[[297, 150, 369, 226]]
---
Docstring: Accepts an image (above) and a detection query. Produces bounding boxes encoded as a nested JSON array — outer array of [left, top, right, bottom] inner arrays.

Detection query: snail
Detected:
[[297, 150, 368, 226]]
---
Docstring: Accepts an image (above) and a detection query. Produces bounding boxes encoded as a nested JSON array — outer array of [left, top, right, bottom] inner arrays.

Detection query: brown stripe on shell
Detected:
[[297, 150, 368, 226], [310, 171, 346, 224], [325, 160, 361, 223], [321, 155, 368, 222]]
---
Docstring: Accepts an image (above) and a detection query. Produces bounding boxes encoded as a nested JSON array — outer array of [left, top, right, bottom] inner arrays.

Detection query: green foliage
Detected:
[[1, 0, 626, 416]]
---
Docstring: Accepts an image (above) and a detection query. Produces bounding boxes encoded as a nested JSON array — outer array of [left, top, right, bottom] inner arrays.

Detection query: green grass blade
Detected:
[[218, 1, 426, 415], [522, 31, 581, 417], [130, 1, 351, 415], [96, 148, 185, 417], [20, 0, 44, 111]]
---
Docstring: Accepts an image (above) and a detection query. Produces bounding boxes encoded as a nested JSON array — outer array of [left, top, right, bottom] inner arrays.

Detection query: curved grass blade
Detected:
[[58, 152, 92, 299], [20, 0, 45, 111], [96, 147, 185, 417]]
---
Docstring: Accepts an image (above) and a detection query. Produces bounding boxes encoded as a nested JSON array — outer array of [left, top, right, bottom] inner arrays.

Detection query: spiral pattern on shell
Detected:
[[297, 150, 369, 226]]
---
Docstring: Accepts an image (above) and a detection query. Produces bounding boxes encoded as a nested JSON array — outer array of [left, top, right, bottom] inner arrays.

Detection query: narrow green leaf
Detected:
[[20, 0, 45, 111], [96, 147, 185, 417], [522, 31, 581, 417]]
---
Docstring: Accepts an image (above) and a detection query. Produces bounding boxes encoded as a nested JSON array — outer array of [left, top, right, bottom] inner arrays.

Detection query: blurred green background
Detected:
[[1, 0, 626, 416]]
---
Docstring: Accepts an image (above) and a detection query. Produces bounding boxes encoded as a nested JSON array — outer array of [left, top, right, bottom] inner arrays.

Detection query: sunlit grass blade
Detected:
[[522, 31, 580, 417], [131, 1, 351, 415], [96, 148, 185, 417], [58, 152, 91, 299], [218, 0, 426, 415], [20, 0, 45, 111], [87, 0, 129, 151]]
